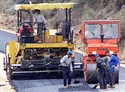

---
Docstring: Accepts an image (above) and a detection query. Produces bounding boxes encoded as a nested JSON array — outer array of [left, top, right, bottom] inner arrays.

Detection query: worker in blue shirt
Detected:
[[105, 50, 119, 88]]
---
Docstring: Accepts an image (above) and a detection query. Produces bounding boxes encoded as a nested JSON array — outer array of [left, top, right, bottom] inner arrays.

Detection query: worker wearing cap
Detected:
[[105, 50, 119, 88], [60, 50, 73, 88], [18, 23, 32, 43], [93, 53, 108, 89], [35, 10, 46, 42]]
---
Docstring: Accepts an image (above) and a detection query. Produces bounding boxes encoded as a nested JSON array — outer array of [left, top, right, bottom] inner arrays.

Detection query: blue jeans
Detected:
[[62, 66, 72, 86], [98, 66, 107, 89]]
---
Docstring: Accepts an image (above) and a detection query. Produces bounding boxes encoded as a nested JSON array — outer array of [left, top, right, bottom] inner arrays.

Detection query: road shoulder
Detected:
[[0, 53, 15, 92]]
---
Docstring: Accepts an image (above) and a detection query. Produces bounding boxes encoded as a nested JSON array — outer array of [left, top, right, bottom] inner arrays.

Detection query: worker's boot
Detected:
[[64, 86, 68, 89], [68, 84, 72, 88], [108, 85, 113, 88], [112, 85, 115, 88]]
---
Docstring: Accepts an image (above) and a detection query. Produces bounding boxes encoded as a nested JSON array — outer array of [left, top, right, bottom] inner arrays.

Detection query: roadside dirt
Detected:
[[0, 79, 15, 92], [0, 13, 16, 32], [0, 53, 15, 92]]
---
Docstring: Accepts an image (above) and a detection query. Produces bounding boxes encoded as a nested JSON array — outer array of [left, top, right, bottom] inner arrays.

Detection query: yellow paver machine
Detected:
[[4, 3, 82, 80]]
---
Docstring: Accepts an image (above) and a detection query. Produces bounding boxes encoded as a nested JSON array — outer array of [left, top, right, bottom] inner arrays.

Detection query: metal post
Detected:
[[69, 8, 73, 43], [65, 8, 68, 22], [69, 9, 71, 25], [17, 10, 20, 27], [65, 8, 68, 40], [20, 10, 22, 26]]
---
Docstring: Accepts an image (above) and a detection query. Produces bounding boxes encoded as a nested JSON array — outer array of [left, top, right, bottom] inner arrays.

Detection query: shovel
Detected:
[[93, 84, 98, 89], [63, 61, 80, 84]]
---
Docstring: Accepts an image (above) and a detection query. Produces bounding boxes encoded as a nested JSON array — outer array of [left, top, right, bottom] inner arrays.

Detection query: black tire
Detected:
[[84, 64, 98, 84], [115, 63, 119, 84]]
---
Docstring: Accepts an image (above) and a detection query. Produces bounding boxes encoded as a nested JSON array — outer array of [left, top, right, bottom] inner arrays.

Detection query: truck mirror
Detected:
[[100, 34, 104, 42], [75, 31, 79, 36]]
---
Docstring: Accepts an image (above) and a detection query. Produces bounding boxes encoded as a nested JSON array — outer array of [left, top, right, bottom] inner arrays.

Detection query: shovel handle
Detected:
[[71, 72, 77, 80]]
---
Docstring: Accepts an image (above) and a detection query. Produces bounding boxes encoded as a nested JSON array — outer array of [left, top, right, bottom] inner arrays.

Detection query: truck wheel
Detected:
[[84, 64, 98, 84], [115, 63, 119, 84]]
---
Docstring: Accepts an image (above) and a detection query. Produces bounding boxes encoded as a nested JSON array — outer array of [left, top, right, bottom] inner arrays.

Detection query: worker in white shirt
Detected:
[[60, 50, 73, 88], [35, 10, 46, 42]]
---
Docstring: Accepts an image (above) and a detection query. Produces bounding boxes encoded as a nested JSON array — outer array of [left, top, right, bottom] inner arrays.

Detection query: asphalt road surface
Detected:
[[0, 30, 125, 92], [0, 30, 16, 53], [0, 52, 125, 92]]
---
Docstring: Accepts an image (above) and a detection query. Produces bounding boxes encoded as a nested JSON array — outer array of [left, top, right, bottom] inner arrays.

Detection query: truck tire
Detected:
[[115, 63, 119, 84], [84, 63, 98, 84]]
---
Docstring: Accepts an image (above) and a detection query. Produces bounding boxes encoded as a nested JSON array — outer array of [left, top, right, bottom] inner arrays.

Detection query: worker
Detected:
[[60, 50, 73, 88], [21, 24, 32, 36], [35, 10, 46, 43], [105, 50, 119, 88], [61, 22, 70, 40], [93, 53, 108, 89], [18, 23, 32, 43]]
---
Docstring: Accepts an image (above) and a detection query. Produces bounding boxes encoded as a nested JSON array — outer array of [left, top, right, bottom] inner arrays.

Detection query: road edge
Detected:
[[0, 28, 15, 34]]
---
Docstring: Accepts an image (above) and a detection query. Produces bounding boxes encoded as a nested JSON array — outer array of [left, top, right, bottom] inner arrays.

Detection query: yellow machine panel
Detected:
[[6, 41, 21, 64]]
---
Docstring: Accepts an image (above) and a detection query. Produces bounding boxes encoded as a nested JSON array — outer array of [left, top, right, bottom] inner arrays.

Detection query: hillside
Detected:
[[1, 0, 125, 29], [0, 0, 125, 58]]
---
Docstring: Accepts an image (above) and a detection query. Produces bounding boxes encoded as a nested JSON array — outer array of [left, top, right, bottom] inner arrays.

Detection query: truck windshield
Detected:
[[102, 24, 118, 38], [85, 24, 100, 39]]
